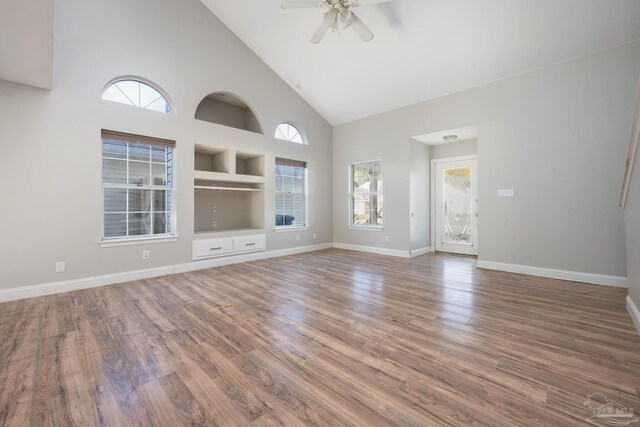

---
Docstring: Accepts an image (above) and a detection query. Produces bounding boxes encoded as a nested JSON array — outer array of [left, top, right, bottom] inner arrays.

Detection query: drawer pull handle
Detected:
[[210, 247, 223, 250], [246, 243, 256, 246]]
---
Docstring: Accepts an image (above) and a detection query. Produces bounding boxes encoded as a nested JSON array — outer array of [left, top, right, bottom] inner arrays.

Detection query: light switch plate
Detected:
[[498, 189, 515, 198]]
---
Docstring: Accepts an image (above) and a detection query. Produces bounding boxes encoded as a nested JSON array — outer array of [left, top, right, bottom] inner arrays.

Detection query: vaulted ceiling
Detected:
[[201, 0, 640, 125]]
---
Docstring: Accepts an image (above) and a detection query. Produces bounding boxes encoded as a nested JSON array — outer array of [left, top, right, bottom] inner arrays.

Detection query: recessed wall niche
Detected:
[[194, 92, 264, 134]]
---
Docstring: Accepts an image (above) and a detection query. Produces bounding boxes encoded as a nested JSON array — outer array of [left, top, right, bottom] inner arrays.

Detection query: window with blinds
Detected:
[[275, 158, 307, 228], [101, 130, 176, 241]]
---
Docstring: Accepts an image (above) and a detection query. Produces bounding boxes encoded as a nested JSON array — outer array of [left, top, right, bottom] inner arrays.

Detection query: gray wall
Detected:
[[0, 0, 333, 290], [410, 140, 430, 251], [334, 41, 640, 277], [430, 139, 478, 160]]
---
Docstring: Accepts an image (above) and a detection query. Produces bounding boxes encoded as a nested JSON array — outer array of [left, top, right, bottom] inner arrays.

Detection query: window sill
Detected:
[[349, 225, 384, 231], [274, 226, 309, 233], [99, 236, 179, 248]]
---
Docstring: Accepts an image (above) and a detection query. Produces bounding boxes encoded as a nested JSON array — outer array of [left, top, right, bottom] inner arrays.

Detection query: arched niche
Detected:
[[194, 92, 264, 134]]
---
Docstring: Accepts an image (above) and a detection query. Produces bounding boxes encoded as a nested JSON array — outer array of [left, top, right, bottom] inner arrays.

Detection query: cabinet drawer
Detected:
[[233, 234, 266, 253], [193, 238, 233, 259]]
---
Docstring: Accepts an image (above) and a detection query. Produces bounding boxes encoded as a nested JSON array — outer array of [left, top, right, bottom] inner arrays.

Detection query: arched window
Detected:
[[275, 123, 305, 144], [102, 78, 173, 114]]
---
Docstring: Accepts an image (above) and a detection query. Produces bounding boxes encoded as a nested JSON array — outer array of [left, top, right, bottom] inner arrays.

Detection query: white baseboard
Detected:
[[476, 260, 628, 288], [410, 247, 433, 258], [3, 243, 627, 304], [627, 295, 640, 336], [333, 242, 411, 258], [0, 243, 334, 304], [0, 266, 176, 304]]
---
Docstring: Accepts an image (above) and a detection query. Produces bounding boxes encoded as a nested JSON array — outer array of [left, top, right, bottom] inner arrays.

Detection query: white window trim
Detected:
[[349, 160, 383, 229], [274, 122, 307, 145], [100, 134, 178, 244], [275, 162, 308, 229], [99, 236, 179, 248], [348, 225, 384, 231], [273, 226, 310, 233], [101, 75, 176, 115]]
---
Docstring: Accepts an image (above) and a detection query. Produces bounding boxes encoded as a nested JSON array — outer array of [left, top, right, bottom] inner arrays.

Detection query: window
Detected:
[[101, 130, 175, 242], [350, 161, 383, 227], [275, 123, 305, 144], [102, 79, 173, 114], [275, 158, 307, 228]]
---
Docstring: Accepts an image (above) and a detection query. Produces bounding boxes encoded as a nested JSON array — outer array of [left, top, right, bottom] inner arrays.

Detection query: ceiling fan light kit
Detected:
[[282, 0, 392, 44]]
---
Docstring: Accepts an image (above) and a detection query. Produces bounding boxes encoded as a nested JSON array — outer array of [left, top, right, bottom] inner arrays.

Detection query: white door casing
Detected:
[[432, 156, 478, 256]]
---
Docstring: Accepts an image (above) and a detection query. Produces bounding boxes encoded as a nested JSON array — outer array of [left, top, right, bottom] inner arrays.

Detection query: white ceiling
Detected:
[[200, 0, 640, 126], [413, 126, 478, 146], [0, 0, 54, 90]]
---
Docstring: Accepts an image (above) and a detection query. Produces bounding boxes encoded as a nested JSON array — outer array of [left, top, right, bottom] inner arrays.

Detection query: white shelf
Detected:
[[194, 185, 261, 192], [194, 170, 265, 184], [194, 228, 265, 239]]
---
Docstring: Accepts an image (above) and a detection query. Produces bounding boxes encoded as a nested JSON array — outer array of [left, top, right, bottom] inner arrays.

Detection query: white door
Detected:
[[434, 158, 478, 255]]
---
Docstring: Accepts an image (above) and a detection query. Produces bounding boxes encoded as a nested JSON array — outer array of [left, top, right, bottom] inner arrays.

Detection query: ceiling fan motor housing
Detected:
[[282, 0, 380, 43]]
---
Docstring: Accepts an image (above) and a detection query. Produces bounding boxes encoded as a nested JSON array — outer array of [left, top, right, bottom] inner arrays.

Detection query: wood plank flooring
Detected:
[[1, 249, 639, 426]]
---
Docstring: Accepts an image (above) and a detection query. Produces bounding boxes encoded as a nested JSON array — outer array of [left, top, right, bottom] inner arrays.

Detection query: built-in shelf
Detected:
[[194, 146, 230, 174], [194, 185, 261, 192], [194, 170, 265, 184], [194, 228, 264, 238], [236, 151, 264, 177], [194, 145, 265, 235], [194, 92, 264, 135]]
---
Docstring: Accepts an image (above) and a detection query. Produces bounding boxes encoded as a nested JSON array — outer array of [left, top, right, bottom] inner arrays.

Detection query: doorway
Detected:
[[431, 156, 478, 255]]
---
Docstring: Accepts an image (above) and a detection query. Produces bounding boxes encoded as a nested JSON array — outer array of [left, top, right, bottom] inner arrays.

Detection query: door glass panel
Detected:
[[442, 167, 472, 245]]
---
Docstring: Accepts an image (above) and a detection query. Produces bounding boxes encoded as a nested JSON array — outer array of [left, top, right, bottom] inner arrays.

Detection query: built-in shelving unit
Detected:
[[194, 92, 264, 135], [194, 185, 261, 192], [193, 144, 266, 246], [193, 170, 264, 184]]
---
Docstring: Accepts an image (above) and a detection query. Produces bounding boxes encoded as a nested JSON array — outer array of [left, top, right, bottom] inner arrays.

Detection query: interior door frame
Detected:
[[430, 154, 479, 254]]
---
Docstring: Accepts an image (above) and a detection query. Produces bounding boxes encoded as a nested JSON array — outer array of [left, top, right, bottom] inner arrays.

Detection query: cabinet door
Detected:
[[233, 235, 266, 253], [193, 238, 233, 259]]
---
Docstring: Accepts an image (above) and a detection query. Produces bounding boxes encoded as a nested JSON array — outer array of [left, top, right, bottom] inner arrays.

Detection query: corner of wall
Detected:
[[626, 295, 640, 336]]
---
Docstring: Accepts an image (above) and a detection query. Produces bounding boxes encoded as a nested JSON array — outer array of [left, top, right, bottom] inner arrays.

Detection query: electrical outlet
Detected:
[[212, 207, 217, 213], [312, 233, 317, 240], [55, 261, 66, 273], [212, 221, 218, 228], [296, 234, 300, 241], [385, 236, 390, 243], [497, 189, 515, 198], [142, 250, 150, 260]]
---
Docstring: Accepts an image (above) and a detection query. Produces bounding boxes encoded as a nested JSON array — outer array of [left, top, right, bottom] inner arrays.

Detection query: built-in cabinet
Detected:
[[193, 232, 266, 260], [193, 144, 266, 260]]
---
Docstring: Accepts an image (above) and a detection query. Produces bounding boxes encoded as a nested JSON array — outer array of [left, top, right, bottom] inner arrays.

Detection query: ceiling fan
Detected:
[[281, 0, 392, 44]]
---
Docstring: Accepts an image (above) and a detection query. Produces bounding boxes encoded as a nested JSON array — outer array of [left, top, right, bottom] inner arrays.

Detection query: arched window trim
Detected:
[[275, 122, 307, 145], [101, 76, 176, 115]]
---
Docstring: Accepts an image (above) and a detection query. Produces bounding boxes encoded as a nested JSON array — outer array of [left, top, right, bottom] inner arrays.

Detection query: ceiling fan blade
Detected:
[[348, 12, 374, 42], [281, 1, 325, 9], [352, 0, 392, 6], [311, 20, 331, 44]]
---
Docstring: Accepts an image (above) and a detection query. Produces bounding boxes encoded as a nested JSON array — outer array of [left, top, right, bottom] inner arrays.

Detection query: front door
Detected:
[[434, 158, 478, 255]]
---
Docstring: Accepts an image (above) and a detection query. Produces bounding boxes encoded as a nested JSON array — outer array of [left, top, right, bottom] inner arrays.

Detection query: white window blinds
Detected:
[[275, 158, 307, 228]]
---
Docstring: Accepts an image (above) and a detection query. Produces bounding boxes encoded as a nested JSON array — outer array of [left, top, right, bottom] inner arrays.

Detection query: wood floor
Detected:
[[1, 249, 639, 426]]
